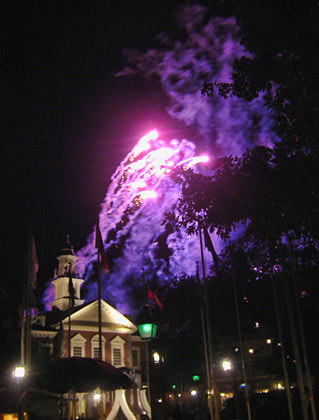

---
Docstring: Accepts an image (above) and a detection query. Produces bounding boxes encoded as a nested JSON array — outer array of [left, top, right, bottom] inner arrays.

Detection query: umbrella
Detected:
[[29, 357, 134, 394]]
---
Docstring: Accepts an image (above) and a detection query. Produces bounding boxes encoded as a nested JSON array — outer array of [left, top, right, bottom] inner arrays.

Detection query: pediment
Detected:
[[71, 333, 86, 344], [62, 300, 137, 334], [111, 336, 125, 345]]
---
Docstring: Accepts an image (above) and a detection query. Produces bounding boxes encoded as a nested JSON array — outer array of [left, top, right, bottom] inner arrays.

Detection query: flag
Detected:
[[147, 288, 163, 311], [30, 234, 39, 289], [203, 227, 219, 269], [195, 260, 200, 284], [95, 220, 110, 274], [53, 321, 64, 358], [68, 273, 75, 307]]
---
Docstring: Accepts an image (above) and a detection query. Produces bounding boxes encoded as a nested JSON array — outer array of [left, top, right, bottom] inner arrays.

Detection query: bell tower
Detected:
[[51, 235, 84, 311]]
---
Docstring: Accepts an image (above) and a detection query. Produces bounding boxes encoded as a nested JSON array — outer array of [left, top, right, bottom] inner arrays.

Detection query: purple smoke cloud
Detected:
[[119, 4, 277, 156], [43, 5, 278, 314]]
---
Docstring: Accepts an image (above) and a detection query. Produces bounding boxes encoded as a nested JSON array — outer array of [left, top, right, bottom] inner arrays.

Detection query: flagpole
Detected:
[[97, 265, 102, 359], [231, 255, 252, 420], [280, 246, 309, 420], [68, 265, 74, 357], [287, 239, 317, 420], [95, 219, 110, 360], [196, 261, 211, 419], [25, 228, 33, 370], [270, 269, 294, 420], [21, 231, 28, 366], [198, 221, 220, 420]]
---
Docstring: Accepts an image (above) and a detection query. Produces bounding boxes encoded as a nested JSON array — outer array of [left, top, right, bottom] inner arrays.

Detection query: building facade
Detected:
[[31, 237, 149, 419]]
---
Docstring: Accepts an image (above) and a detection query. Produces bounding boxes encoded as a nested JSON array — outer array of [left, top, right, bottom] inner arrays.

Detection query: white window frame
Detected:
[[71, 333, 86, 358], [73, 346, 83, 357], [110, 336, 125, 367], [91, 334, 106, 360]]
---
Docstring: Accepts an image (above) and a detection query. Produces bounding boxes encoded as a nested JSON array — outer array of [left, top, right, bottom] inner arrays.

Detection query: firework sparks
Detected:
[[70, 130, 209, 313], [43, 6, 278, 314]]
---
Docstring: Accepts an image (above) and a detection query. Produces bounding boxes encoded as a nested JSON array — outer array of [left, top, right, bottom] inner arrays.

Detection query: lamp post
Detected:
[[137, 305, 159, 419], [136, 304, 158, 341], [94, 388, 104, 420], [13, 365, 26, 420], [221, 358, 241, 419]]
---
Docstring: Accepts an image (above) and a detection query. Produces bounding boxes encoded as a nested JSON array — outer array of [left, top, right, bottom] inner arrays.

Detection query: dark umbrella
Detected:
[[29, 357, 134, 393]]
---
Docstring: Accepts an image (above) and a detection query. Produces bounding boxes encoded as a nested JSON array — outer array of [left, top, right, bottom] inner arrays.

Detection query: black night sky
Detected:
[[2, 1, 195, 303], [2, 3, 319, 418]]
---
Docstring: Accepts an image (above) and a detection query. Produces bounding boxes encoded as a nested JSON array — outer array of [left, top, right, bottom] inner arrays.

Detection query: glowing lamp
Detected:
[[94, 393, 101, 402], [138, 322, 158, 340], [136, 305, 158, 340], [153, 352, 160, 363], [222, 360, 232, 371], [14, 366, 25, 379], [192, 374, 200, 382]]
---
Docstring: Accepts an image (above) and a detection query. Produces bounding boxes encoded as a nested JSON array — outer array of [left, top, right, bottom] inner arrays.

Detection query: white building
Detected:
[[31, 237, 150, 419]]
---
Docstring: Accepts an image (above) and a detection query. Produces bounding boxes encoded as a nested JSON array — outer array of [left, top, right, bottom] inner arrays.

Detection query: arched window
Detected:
[[71, 333, 86, 357], [110, 336, 125, 367], [91, 334, 106, 360]]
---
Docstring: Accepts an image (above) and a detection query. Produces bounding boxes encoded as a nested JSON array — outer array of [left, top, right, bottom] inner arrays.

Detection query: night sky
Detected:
[[2, 1, 196, 304]]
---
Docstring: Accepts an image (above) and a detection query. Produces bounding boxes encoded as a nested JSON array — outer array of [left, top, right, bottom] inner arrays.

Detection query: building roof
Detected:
[[44, 299, 137, 334]]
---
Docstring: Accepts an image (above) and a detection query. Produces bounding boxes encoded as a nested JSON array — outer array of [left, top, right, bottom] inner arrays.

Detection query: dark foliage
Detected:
[[161, 0, 319, 407], [166, 146, 319, 246], [205, 0, 319, 156]]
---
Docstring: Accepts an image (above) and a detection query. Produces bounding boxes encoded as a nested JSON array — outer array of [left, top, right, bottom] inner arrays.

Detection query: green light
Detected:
[[137, 323, 158, 340], [136, 305, 158, 340], [192, 375, 200, 382], [141, 324, 152, 333], [172, 385, 176, 389]]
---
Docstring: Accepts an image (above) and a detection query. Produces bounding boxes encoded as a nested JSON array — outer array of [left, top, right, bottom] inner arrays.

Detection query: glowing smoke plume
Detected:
[[76, 130, 210, 314], [119, 4, 277, 155], [43, 5, 278, 314]]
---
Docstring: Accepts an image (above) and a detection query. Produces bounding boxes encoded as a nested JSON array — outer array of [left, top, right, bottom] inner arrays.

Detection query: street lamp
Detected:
[[221, 359, 241, 419], [136, 305, 159, 418], [93, 388, 103, 420], [13, 366, 25, 379], [13, 366, 26, 420], [222, 360, 232, 372], [136, 305, 158, 340], [93, 392, 101, 402], [153, 352, 161, 364], [138, 322, 158, 340]]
